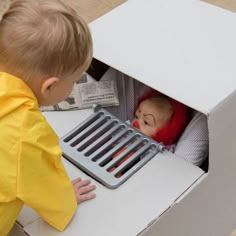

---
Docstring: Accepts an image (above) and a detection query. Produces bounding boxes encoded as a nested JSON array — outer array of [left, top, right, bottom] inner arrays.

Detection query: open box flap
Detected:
[[22, 110, 204, 236], [23, 156, 204, 236], [90, 0, 236, 114]]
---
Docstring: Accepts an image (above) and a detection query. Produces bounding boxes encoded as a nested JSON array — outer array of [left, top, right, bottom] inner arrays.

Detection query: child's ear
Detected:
[[41, 77, 59, 97]]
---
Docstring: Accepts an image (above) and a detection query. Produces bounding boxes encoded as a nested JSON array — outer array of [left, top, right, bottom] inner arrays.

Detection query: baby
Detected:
[[132, 91, 189, 145], [132, 95, 174, 142], [110, 91, 189, 174]]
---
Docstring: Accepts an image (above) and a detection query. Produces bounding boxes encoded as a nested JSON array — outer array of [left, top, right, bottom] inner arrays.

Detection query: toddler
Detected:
[[0, 0, 96, 235]]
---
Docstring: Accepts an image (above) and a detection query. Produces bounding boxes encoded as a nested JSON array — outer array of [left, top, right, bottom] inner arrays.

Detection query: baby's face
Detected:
[[132, 100, 167, 137]]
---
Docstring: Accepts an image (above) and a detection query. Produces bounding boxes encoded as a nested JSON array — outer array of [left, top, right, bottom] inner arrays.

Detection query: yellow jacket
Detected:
[[0, 72, 77, 236]]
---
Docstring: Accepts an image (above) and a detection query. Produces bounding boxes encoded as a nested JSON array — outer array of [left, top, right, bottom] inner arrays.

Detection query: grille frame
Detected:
[[60, 106, 165, 189]]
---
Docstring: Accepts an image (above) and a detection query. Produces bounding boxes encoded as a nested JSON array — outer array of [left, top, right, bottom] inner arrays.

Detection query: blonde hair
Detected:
[[0, 0, 92, 81], [144, 95, 174, 125]]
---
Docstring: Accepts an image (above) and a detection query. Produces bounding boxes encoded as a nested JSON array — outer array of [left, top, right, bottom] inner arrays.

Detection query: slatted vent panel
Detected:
[[60, 107, 165, 189]]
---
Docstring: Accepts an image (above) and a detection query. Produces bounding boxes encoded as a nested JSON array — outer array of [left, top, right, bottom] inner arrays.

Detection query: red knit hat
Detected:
[[135, 89, 189, 145]]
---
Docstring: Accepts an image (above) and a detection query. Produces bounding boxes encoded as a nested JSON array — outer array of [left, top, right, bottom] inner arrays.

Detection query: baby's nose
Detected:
[[132, 120, 140, 129]]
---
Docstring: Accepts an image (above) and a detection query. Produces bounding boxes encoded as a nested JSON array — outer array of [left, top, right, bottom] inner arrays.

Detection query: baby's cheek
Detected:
[[145, 127, 157, 138], [138, 126, 151, 138]]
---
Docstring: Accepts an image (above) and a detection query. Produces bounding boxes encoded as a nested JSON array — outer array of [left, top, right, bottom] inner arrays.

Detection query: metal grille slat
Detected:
[[63, 111, 104, 143], [113, 151, 157, 181], [88, 128, 132, 161], [95, 132, 137, 166], [75, 119, 116, 151], [60, 107, 164, 189], [83, 123, 125, 158], [111, 143, 154, 176], [104, 138, 145, 169], [68, 115, 110, 147]]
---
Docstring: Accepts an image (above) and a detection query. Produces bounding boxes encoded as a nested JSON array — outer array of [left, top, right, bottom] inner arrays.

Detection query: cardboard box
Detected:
[[17, 0, 236, 235]]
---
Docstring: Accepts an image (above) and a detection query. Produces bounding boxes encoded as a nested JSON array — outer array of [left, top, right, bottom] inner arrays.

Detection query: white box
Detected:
[[17, 0, 236, 235]]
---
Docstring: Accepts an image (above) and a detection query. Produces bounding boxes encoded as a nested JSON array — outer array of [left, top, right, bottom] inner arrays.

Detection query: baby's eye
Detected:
[[134, 114, 139, 119], [144, 121, 149, 125]]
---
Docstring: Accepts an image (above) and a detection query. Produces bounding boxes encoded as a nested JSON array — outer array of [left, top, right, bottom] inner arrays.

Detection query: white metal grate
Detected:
[[60, 106, 165, 189]]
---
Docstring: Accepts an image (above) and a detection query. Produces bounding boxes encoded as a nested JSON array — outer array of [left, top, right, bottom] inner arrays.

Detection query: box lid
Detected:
[[90, 0, 236, 114]]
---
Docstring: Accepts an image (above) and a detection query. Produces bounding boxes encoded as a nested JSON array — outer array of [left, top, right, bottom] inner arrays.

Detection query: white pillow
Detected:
[[174, 111, 209, 167]]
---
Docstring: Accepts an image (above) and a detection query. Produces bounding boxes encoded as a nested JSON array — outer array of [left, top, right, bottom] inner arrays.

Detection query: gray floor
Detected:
[[9, 224, 29, 236]]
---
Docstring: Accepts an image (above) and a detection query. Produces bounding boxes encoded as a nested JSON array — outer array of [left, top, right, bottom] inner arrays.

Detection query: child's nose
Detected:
[[132, 120, 140, 129]]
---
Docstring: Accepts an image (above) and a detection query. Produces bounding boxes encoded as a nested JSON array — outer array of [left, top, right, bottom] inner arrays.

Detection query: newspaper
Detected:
[[40, 71, 119, 111]]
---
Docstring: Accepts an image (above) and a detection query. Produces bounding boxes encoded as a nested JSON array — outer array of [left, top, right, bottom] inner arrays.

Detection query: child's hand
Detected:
[[72, 178, 96, 204]]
